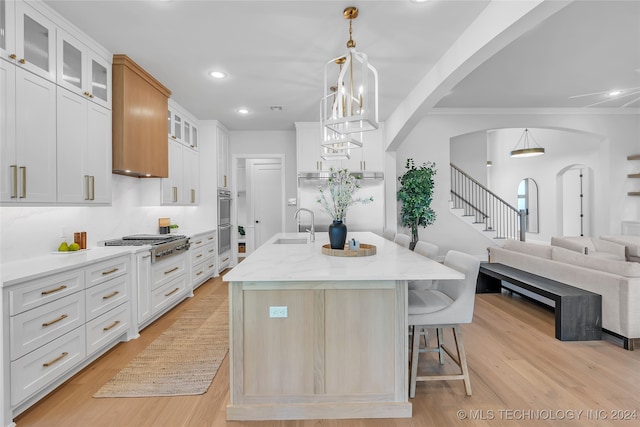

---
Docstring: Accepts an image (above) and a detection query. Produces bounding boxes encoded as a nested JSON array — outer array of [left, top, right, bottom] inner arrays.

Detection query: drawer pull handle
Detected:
[[165, 287, 180, 297], [43, 352, 69, 368], [42, 314, 68, 327], [41, 285, 67, 296], [208, 237, 214, 240], [195, 240, 203, 245], [102, 268, 119, 276], [102, 291, 120, 300], [196, 254, 203, 258], [196, 271, 203, 276], [208, 249, 214, 253], [208, 264, 214, 268], [222, 257, 229, 263], [103, 320, 121, 331], [164, 267, 179, 275]]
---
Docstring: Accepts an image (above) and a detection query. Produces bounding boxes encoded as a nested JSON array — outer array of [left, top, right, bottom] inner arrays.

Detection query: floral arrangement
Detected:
[[317, 168, 373, 221]]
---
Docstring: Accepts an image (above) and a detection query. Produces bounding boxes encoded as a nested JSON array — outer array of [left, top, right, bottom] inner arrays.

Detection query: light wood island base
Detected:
[[223, 232, 465, 421], [227, 280, 411, 420]]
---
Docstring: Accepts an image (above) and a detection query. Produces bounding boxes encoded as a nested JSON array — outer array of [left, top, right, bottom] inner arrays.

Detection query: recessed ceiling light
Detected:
[[237, 108, 250, 115], [608, 90, 623, 96], [209, 71, 227, 79]]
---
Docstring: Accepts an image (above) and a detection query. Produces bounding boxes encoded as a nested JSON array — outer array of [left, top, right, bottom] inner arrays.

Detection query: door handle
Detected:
[[19, 166, 26, 198], [255, 220, 260, 224], [10, 165, 17, 198], [84, 175, 91, 200], [90, 175, 95, 200]]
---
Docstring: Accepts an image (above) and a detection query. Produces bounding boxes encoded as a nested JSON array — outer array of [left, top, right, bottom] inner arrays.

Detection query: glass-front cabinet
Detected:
[[57, 29, 111, 109], [14, 1, 56, 81], [0, 0, 16, 60]]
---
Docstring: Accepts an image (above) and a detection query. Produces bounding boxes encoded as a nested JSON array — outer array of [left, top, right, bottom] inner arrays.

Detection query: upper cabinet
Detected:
[[2, 1, 56, 81], [1, 62, 57, 203], [161, 139, 199, 206], [112, 54, 171, 178], [57, 88, 111, 204], [56, 29, 111, 109], [168, 100, 199, 150], [217, 125, 229, 189], [295, 122, 384, 173]]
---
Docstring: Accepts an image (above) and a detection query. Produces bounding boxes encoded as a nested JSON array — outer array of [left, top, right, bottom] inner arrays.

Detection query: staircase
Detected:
[[450, 163, 524, 244]]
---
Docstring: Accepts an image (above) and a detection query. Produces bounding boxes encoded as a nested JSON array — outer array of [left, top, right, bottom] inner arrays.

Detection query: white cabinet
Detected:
[[1, 63, 57, 203], [161, 140, 199, 205], [135, 251, 152, 326], [340, 124, 384, 172], [168, 100, 198, 149], [150, 253, 189, 317], [3, 253, 131, 421], [10, 1, 56, 81], [217, 125, 230, 188], [57, 88, 111, 204], [56, 28, 111, 109], [183, 146, 199, 204], [189, 230, 216, 289], [295, 122, 384, 173], [295, 122, 339, 172], [0, 0, 16, 61]]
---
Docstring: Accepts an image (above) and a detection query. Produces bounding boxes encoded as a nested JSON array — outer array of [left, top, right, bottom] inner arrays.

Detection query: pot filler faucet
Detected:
[[294, 208, 315, 242]]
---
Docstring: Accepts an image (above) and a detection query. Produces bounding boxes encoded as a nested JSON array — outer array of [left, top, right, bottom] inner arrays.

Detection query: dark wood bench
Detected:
[[477, 262, 602, 341]]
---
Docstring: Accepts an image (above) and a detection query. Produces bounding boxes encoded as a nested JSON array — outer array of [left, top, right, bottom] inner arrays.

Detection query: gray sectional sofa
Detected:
[[488, 239, 640, 349]]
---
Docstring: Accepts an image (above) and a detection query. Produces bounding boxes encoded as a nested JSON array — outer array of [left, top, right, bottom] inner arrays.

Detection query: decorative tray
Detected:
[[321, 243, 376, 257]]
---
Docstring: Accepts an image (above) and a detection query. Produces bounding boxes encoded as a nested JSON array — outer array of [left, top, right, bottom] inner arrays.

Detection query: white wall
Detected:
[[228, 130, 297, 232], [394, 111, 640, 258], [0, 126, 219, 264]]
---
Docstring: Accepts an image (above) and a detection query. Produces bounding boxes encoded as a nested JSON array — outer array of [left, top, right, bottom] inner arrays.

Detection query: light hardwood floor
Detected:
[[15, 275, 640, 427]]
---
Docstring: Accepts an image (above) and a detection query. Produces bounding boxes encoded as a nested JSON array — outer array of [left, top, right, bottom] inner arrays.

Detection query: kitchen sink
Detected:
[[273, 238, 308, 245]]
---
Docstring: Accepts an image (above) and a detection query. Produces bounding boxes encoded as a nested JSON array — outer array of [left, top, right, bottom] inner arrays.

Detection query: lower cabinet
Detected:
[[3, 254, 132, 424], [137, 251, 190, 330], [189, 230, 217, 289]]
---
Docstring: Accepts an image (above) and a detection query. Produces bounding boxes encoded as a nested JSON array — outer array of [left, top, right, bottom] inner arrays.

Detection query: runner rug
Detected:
[[93, 292, 228, 398]]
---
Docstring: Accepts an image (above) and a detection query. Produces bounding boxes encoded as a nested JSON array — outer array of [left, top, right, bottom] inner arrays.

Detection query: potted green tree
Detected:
[[397, 158, 437, 250]]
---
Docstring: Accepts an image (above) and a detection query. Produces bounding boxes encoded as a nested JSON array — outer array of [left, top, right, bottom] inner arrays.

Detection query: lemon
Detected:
[[58, 242, 69, 252], [69, 243, 80, 251]]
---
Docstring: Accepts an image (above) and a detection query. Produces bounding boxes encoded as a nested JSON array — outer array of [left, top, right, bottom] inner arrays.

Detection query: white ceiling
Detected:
[[44, 0, 640, 131]]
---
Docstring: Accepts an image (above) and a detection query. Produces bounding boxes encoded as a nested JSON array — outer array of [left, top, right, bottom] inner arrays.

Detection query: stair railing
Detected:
[[450, 163, 525, 241]]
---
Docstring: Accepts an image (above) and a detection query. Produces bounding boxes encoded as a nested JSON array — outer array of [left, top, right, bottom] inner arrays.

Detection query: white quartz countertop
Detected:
[[1, 246, 144, 287], [223, 232, 465, 282]]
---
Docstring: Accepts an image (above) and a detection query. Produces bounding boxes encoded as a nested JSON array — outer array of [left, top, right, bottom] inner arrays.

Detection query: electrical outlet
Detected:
[[269, 306, 288, 318]]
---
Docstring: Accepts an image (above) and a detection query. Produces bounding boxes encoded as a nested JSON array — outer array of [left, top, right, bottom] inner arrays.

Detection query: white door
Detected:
[[249, 160, 283, 247]]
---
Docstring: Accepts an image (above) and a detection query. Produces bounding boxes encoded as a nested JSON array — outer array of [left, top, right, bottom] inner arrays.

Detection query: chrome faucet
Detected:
[[294, 208, 315, 242]]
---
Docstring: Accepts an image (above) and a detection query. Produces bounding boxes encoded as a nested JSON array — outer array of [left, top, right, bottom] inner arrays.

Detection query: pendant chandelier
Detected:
[[321, 7, 379, 136], [510, 128, 545, 158]]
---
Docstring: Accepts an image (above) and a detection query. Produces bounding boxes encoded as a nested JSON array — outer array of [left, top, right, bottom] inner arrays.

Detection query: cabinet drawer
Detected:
[[11, 292, 85, 361], [85, 273, 128, 321], [191, 244, 209, 265], [8, 269, 84, 316], [86, 303, 129, 356], [85, 256, 129, 288], [152, 255, 187, 290], [11, 326, 86, 406], [204, 257, 217, 277], [192, 262, 206, 285], [151, 274, 188, 315], [190, 232, 215, 251]]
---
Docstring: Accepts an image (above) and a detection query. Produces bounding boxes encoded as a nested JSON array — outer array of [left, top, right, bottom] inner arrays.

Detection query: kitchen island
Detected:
[[223, 232, 464, 420]]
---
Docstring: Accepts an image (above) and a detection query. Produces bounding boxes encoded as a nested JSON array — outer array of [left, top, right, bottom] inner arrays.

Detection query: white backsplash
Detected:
[[0, 175, 214, 264]]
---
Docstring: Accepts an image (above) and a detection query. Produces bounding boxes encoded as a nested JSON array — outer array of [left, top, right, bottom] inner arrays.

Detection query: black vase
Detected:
[[328, 220, 348, 249]]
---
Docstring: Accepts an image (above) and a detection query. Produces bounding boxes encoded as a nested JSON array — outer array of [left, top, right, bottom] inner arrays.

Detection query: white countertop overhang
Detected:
[[224, 232, 464, 282]]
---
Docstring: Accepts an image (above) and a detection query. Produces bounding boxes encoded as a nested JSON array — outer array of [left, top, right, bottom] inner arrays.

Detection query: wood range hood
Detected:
[[112, 54, 171, 178]]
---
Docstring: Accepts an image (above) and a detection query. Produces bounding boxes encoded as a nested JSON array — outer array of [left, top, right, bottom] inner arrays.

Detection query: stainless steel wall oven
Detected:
[[218, 189, 232, 255]]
